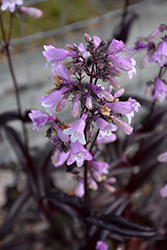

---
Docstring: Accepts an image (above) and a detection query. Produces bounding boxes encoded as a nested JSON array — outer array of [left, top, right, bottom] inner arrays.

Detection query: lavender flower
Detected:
[[67, 141, 93, 167], [158, 152, 167, 162], [149, 37, 167, 67], [39, 86, 69, 116], [75, 178, 84, 197], [106, 98, 140, 124], [20, 6, 43, 18], [43, 45, 77, 68], [1, 0, 23, 12], [152, 77, 167, 102], [160, 184, 167, 198], [28, 110, 55, 131], [63, 114, 87, 145], [96, 241, 108, 250]]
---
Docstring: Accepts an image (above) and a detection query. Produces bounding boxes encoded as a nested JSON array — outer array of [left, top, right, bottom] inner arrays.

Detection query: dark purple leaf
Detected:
[[0, 111, 20, 125], [2, 125, 27, 163], [46, 191, 84, 220], [0, 189, 31, 239], [0, 233, 50, 250], [86, 216, 157, 238]]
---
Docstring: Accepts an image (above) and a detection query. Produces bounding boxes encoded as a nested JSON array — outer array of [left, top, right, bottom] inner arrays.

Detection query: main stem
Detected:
[[0, 12, 28, 152]]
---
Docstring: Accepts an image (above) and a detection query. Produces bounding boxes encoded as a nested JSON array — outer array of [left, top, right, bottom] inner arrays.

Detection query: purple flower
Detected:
[[158, 152, 167, 162], [39, 86, 69, 116], [42, 45, 77, 68], [105, 98, 140, 124], [160, 184, 167, 198], [93, 115, 118, 140], [75, 178, 84, 197], [20, 6, 43, 18], [149, 37, 167, 67], [92, 36, 101, 48], [97, 134, 117, 144], [140, 50, 153, 69], [107, 39, 126, 54], [96, 241, 108, 250], [90, 161, 109, 176], [56, 94, 69, 112], [85, 93, 92, 109], [147, 24, 166, 42], [52, 146, 61, 165], [127, 57, 137, 79], [51, 62, 73, 84], [63, 114, 87, 145], [77, 43, 90, 57], [111, 116, 133, 135], [53, 151, 71, 167], [71, 94, 80, 117], [152, 77, 167, 102], [1, 0, 23, 12], [67, 141, 93, 167], [52, 124, 70, 143], [88, 177, 98, 190], [135, 41, 150, 51], [108, 54, 132, 71], [28, 110, 55, 131]]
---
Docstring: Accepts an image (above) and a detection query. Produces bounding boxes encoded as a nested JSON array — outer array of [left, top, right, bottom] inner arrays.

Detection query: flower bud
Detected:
[[84, 33, 91, 42], [147, 24, 166, 42], [114, 88, 124, 98], [56, 94, 69, 112], [52, 146, 61, 165], [71, 94, 80, 117], [106, 75, 120, 89], [100, 90, 114, 102], [20, 7, 43, 18], [65, 44, 75, 51], [140, 50, 153, 69], [85, 93, 92, 109]]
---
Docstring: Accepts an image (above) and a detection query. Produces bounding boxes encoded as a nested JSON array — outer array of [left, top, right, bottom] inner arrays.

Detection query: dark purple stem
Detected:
[[0, 12, 29, 152]]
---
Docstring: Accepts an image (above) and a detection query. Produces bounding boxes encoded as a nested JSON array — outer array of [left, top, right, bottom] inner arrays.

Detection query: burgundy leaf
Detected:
[[0, 189, 31, 239]]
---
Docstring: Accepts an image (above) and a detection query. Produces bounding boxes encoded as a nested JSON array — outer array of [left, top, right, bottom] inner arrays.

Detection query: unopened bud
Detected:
[[106, 75, 120, 89], [100, 90, 114, 102], [68, 67, 76, 76], [140, 50, 153, 69], [56, 94, 69, 112], [144, 81, 152, 97], [52, 146, 61, 165], [65, 44, 75, 51], [114, 88, 124, 98], [147, 24, 166, 42], [71, 94, 80, 117], [85, 93, 92, 109], [84, 33, 91, 42]]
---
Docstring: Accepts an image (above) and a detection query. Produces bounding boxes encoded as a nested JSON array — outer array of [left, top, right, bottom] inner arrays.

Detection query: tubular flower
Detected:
[[43, 45, 77, 68], [1, 0, 23, 12], [63, 114, 88, 145], [20, 6, 43, 18], [149, 37, 167, 67], [152, 77, 167, 102], [96, 241, 108, 250], [39, 86, 69, 116], [67, 141, 93, 167], [28, 110, 55, 131]]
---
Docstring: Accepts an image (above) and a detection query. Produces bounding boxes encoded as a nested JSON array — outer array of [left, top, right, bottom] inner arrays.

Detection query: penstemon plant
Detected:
[[29, 33, 140, 249]]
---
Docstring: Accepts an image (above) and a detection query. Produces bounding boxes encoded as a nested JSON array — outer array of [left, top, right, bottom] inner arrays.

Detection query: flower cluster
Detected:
[[130, 24, 167, 102], [29, 33, 140, 197]]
